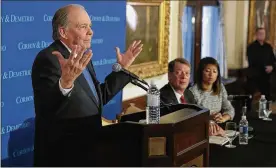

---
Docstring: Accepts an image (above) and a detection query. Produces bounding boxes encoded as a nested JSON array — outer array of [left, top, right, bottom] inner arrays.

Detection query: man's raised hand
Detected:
[[115, 40, 143, 68], [52, 44, 93, 89]]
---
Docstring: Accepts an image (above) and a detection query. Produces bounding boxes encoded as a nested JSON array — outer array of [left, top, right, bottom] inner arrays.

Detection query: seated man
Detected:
[[160, 58, 225, 136], [160, 58, 195, 104]]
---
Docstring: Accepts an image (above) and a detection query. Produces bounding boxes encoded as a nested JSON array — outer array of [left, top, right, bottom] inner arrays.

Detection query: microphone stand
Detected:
[[130, 79, 172, 110], [130, 79, 148, 92], [113, 63, 149, 87]]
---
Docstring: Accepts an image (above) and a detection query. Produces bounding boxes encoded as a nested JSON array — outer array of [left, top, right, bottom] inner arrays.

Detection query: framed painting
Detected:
[[248, 0, 276, 50], [126, 0, 170, 79]]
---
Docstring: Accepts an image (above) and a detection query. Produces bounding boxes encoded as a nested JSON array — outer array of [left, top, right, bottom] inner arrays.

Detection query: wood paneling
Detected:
[[112, 104, 210, 167], [122, 95, 146, 113]]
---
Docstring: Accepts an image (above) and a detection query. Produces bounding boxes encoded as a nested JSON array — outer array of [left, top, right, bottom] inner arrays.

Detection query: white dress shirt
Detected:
[[170, 84, 183, 104], [58, 41, 74, 96]]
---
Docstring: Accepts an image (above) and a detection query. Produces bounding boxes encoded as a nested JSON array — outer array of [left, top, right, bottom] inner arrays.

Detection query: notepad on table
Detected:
[[209, 136, 229, 146], [209, 131, 239, 146]]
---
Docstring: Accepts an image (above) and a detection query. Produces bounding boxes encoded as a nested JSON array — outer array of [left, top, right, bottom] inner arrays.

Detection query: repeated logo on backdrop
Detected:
[[17, 41, 52, 50], [1, 14, 35, 23], [1, 1, 126, 166]]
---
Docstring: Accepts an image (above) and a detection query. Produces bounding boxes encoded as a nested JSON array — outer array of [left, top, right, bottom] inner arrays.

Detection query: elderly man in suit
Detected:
[[160, 58, 225, 136], [160, 58, 195, 105], [31, 4, 142, 166]]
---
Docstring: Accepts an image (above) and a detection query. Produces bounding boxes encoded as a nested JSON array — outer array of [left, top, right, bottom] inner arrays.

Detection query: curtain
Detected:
[[180, 1, 228, 78], [182, 6, 195, 81], [218, 0, 228, 78], [178, 1, 187, 58], [201, 7, 219, 59], [201, 3, 227, 78]]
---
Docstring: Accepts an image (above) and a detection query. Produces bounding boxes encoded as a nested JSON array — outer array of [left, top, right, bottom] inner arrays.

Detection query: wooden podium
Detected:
[[96, 104, 210, 167]]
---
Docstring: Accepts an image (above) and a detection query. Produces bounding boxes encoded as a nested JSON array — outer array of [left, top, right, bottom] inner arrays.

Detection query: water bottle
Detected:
[[242, 105, 247, 116], [146, 80, 160, 124], [258, 95, 267, 119], [239, 115, 248, 145]]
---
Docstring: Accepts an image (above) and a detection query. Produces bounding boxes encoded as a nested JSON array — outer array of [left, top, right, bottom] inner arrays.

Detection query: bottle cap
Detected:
[[150, 80, 156, 86], [261, 95, 265, 99]]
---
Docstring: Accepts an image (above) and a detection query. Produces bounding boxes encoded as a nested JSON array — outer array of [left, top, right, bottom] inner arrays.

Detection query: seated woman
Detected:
[[189, 57, 235, 136]]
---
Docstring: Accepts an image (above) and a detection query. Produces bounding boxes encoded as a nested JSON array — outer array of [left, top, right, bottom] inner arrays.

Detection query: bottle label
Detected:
[[147, 94, 159, 106], [239, 126, 248, 134]]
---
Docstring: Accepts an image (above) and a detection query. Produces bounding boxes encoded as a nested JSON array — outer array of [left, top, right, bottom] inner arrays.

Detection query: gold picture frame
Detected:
[[126, 0, 170, 79], [248, 0, 276, 49]]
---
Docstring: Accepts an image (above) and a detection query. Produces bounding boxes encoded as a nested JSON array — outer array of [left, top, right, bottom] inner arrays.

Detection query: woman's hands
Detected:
[[210, 112, 231, 123], [209, 121, 225, 136]]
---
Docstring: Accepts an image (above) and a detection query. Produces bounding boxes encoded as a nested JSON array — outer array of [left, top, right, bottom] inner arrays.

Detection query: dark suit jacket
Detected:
[[160, 83, 195, 105], [31, 40, 131, 166], [247, 40, 276, 79]]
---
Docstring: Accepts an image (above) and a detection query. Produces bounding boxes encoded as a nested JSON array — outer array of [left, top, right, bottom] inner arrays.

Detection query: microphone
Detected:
[[228, 95, 252, 101], [130, 79, 169, 108], [112, 63, 149, 87]]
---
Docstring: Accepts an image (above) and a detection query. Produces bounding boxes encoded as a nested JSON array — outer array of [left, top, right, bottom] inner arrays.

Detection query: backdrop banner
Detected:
[[1, 1, 126, 166]]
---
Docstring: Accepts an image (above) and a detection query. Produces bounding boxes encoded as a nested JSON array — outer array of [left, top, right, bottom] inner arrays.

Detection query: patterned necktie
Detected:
[[82, 67, 99, 103], [180, 95, 186, 104]]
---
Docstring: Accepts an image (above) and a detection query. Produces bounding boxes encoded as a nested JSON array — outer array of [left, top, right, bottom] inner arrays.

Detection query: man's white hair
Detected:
[[52, 4, 86, 40]]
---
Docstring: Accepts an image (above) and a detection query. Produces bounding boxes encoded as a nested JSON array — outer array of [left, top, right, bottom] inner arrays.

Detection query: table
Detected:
[[209, 109, 276, 166]]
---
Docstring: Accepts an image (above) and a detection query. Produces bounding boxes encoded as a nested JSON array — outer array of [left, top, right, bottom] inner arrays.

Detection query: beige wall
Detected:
[[122, 0, 250, 100], [223, 1, 249, 69]]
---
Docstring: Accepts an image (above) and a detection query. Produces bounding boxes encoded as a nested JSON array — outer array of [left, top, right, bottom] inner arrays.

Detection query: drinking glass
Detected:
[[263, 101, 272, 121], [248, 126, 254, 139], [225, 122, 237, 148]]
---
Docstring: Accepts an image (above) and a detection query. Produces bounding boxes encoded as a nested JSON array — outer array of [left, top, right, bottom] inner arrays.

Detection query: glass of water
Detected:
[[225, 122, 237, 148], [263, 101, 272, 121]]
